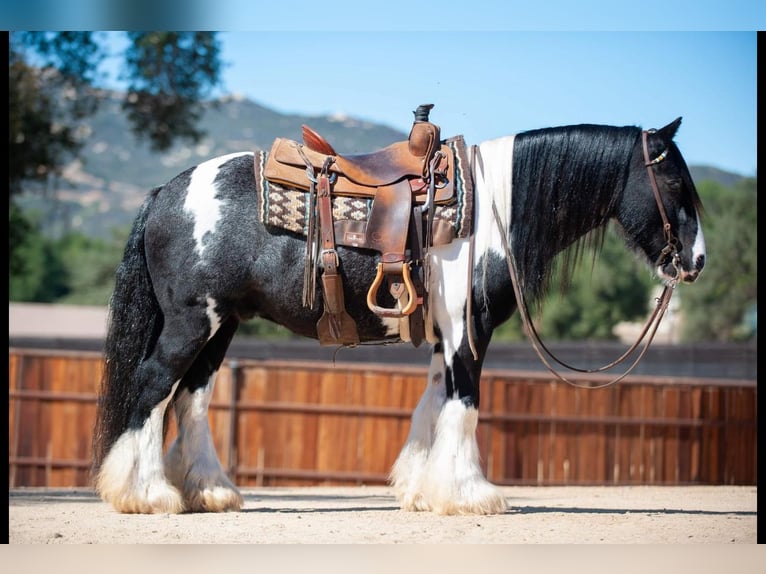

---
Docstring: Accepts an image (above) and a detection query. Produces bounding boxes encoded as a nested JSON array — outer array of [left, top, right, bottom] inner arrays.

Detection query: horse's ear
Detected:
[[660, 117, 682, 140]]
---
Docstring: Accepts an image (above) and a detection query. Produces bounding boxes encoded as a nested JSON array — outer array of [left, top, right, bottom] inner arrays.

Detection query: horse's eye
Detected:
[[665, 179, 682, 193]]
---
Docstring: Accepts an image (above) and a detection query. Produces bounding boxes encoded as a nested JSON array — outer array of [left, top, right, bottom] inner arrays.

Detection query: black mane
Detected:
[[511, 124, 641, 302]]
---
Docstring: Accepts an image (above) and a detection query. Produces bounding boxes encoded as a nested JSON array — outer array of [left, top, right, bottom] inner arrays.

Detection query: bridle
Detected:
[[475, 129, 683, 389], [642, 129, 682, 274]]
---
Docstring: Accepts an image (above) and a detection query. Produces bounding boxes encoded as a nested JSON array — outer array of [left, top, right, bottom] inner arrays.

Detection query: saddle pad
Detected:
[[254, 136, 474, 248]]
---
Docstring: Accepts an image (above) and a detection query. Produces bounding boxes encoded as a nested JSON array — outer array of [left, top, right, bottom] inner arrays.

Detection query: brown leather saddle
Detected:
[[261, 104, 463, 347]]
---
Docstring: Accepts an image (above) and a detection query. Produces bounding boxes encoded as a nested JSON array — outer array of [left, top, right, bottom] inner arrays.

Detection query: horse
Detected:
[[91, 116, 705, 515]]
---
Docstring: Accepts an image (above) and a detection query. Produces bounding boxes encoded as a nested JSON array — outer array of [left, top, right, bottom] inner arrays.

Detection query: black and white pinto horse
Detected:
[[92, 117, 705, 515]]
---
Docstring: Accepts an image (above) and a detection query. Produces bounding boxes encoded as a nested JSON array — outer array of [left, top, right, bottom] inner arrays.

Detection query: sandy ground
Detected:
[[8, 485, 757, 544]]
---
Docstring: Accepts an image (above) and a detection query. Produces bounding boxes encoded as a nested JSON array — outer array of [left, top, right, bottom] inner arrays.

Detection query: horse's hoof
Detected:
[[184, 485, 244, 513], [102, 482, 186, 514], [395, 490, 430, 512], [431, 484, 508, 515]]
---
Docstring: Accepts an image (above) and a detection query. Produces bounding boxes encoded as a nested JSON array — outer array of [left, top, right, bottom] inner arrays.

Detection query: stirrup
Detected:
[[366, 262, 418, 318]]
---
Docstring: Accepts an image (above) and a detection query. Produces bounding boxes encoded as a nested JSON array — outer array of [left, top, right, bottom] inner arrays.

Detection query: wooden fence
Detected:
[[8, 347, 757, 489]]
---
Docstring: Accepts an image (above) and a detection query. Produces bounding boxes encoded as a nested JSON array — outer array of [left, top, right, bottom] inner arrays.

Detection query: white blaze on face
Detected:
[[692, 212, 706, 271], [656, 211, 707, 283], [184, 152, 253, 255]]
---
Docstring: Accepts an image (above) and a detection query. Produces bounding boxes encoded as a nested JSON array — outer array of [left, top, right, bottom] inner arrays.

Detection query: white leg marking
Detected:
[[184, 152, 253, 255], [420, 399, 508, 515], [390, 351, 446, 510], [165, 375, 243, 512], [96, 382, 184, 514], [428, 240, 471, 362]]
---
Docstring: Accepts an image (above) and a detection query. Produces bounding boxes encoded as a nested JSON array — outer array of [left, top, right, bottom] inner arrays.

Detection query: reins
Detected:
[[475, 130, 682, 389]]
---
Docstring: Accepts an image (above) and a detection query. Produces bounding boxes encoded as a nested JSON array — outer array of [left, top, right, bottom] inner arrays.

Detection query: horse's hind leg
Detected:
[[164, 316, 243, 512], [96, 306, 217, 514]]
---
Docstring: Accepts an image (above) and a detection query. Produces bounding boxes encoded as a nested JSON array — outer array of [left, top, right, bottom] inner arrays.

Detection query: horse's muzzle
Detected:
[[659, 253, 704, 284], [682, 254, 706, 283], [680, 268, 701, 283]]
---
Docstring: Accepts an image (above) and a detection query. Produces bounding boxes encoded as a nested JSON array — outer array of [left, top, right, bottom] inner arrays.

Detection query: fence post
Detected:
[[227, 359, 240, 482]]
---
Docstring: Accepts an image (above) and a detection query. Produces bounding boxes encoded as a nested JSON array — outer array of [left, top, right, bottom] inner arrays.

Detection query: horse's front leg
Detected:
[[389, 345, 448, 511], [418, 341, 508, 515], [390, 240, 507, 515]]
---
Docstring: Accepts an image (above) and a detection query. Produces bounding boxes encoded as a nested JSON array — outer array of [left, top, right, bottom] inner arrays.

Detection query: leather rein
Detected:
[[479, 130, 682, 389]]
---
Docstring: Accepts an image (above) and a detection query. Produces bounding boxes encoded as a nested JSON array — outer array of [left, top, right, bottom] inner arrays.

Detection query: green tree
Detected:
[[9, 201, 34, 278], [538, 230, 655, 340], [679, 178, 757, 341], [492, 175, 758, 344], [10, 31, 223, 304], [10, 31, 222, 197], [9, 32, 102, 197], [493, 225, 655, 342], [9, 208, 70, 302], [122, 32, 222, 151], [52, 228, 131, 307]]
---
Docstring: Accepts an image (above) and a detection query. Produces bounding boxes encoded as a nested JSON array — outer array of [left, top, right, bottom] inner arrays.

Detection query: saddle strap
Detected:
[[302, 175, 320, 309], [405, 203, 426, 347], [316, 171, 360, 346]]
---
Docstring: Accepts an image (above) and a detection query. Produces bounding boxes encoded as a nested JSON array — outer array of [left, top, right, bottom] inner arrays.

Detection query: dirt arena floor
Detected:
[[8, 484, 757, 544]]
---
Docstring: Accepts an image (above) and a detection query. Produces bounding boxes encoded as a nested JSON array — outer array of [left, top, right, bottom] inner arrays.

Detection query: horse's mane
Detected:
[[510, 124, 641, 303]]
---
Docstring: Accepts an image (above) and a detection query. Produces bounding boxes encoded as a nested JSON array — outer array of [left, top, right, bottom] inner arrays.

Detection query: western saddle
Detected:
[[262, 104, 460, 347]]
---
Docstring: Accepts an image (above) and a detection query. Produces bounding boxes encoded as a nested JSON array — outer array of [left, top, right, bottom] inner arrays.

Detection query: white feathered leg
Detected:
[[164, 375, 243, 512], [418, 398, 508, 515], [96, 383, 185, 514], [389, 351, 447, 510]]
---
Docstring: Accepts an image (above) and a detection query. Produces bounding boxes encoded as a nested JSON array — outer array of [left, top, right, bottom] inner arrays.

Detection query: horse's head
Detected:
[[619, 117, 706, 286]]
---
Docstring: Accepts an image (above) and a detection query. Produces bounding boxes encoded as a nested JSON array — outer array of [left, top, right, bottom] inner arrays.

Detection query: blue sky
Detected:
[[214, 31, 757, 176], [5, 2, 761, 176]]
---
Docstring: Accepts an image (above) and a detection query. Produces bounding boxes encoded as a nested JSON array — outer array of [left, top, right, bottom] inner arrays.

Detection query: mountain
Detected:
[[17, 92, 749, 239], [18, 92, 410, 238], [687, 165, 746, 188]]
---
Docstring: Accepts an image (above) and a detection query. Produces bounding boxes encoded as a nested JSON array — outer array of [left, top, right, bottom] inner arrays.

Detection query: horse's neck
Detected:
[[472, 132, 617, 301]]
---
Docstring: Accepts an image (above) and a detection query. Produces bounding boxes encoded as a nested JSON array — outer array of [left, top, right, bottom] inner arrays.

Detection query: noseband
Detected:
[[476, 129, 685, 389]]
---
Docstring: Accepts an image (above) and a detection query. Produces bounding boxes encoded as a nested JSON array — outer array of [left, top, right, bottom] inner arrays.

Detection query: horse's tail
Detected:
[[92, 187, 163, 476]]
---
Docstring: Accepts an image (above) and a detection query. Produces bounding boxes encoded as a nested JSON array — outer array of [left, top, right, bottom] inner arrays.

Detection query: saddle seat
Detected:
[[265, 128, 454, 203], [301, 125, 440, 188]]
